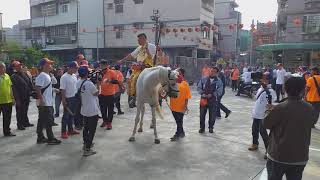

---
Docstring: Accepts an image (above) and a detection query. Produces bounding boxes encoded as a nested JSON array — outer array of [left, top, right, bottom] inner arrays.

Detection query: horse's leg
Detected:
[[151, 107, 160, 144], [138, 104, 145, 132], [129, 104, 141, 142]]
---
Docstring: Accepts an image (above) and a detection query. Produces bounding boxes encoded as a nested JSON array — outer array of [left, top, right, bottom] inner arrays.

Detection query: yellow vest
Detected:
[[136, 46, 154, 67]]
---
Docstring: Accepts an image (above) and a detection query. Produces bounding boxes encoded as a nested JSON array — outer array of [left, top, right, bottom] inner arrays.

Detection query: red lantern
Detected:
[[198, 39, 202, 43], [166, 28, 171, 33], [180, 28, 185, 33], [204, 26, 209, 32], [188, 28, 193, 32], [114, 27, 119, 32], [207, 45, 211, 49], [173, 28, 178, 33], [251, 24, 256, 30], [229, 24, 234, 30], [82, 28, 87, 33], [238, 24, 244, 29], [195, 27, 201, 32], [293, 18, 302, 26], [267, 21, 273, 28]]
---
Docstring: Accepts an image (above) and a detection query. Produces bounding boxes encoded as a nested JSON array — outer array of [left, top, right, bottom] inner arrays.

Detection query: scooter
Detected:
[[237, 80, 260, 98]]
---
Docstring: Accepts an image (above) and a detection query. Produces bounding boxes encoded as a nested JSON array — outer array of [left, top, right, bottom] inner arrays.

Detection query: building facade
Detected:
[[103, 0, 216, 63], [215, 0, 241, 63], [275, 0, 320, 67]]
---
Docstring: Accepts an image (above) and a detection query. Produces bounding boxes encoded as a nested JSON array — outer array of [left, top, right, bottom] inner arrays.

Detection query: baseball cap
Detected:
[[39, 58, 54, 67], [67, 61, 79, 68], [78, 66, 89, 76], [11, 60, 22, 67]]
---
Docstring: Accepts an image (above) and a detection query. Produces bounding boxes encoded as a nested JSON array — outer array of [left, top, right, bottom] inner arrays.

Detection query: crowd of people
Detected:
[[0, 33, 319, 179]]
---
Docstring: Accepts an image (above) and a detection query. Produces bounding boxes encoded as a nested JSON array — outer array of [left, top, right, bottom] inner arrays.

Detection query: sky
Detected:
[[0, 0, 277, 29]]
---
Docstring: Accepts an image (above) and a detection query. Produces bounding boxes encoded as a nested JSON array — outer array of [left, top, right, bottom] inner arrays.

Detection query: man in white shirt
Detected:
[[248, 75, 276, 159], [35, 58, 61, 145], [275, 63, 286, 102], [60, 61, 80, 139], [77, 66, 100, 157]]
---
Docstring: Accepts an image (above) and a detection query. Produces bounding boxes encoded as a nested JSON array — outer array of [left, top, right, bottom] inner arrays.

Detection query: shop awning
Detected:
[[256, 43, 320, 51]]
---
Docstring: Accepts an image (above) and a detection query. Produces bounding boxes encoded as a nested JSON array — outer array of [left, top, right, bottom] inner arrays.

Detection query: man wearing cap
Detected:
[[11, 60, 34, 130], [0, 61, 16, 137], [35, 58, 61, 145], [119, 33, 157, 107], [60, 61, 80, 139], [99, 60, 119, 130]]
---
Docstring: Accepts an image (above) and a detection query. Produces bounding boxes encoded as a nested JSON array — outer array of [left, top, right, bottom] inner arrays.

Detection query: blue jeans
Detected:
[[200, 102, 217, 130], [61, 97, 76, 133], [55, 94, 62, 116], [266, 159, 305, 180]]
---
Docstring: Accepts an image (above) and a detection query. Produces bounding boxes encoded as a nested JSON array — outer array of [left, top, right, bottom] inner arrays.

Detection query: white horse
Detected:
[[128, 66, 180, 144]]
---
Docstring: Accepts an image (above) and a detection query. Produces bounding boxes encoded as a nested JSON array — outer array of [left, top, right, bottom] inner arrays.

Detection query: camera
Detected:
[[88, 70, 103, 84]]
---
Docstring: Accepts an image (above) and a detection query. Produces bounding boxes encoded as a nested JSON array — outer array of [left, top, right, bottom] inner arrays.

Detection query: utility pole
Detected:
[[249, 19, 255, 66], [96, 27, 99, 62], [0, 12, 3, 44], [151, 9, 160, 66]]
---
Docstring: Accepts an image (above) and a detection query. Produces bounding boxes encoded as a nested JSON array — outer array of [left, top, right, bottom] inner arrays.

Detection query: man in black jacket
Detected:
[[11, 61, 34, 130], [264, 77, 317, 180]]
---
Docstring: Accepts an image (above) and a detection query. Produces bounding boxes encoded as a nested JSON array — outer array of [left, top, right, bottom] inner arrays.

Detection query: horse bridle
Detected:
[[160, 70, 179, 98]]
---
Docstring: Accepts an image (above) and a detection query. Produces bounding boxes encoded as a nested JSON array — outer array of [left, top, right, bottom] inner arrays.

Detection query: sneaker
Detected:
[[4, 132, 16, 137], [75, 126, 82, 131], [83, 148, 97, 157], [105, 123, 112, 130], [179, 133, 186, 138], [170, 134, 179, 141], [37, 137, 48, 144], [17, 126, 26, 130], [248, 144, 259, 151], [47, 138, 62, 145], [68, 130, 80, 136], [199, 129, 205, 134], [113, 111, 117, 115], [100, 122, 106, 128], [225, 111, 232, 118], [118, 111, 124, 115], [25, 123, 34, 127], [235, 94, 240, 96], [209, 129, 214, 133], [82, 143, 95, 150], [61, 132, 69, 139], [52, 123, 59, 126]]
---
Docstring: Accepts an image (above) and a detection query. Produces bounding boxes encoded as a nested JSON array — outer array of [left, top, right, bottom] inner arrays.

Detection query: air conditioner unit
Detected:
[[70, 36, 76, 41], [49, 39, 55, 43]]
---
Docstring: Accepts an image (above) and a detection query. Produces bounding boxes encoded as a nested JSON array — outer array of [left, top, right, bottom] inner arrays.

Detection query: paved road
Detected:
[[0, 87, 319, 180]]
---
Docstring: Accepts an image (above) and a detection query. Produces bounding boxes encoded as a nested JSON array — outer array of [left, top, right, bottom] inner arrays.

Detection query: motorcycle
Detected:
[[237, 80, 260, 98]]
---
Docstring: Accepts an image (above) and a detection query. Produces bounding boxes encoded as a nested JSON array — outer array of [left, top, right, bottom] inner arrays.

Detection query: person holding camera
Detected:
[[197, 66, 223, 134], [77, 66, 100, 156], [99, 60, 119, 130], [248, 73, 276, 159]]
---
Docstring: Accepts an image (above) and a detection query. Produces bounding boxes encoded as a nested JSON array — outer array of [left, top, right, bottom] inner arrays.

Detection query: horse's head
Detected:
[[163, 68, 180, 98]]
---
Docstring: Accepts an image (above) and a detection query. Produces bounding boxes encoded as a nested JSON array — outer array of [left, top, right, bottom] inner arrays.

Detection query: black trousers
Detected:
[[83, 115, 99, 149], [252, 118, 269, 148], [310, 102, 320, 125], [16, 98, 31, 128], [114, 93, 122, 112], [275, 84, 284, 102], [99, 95, 115, 123], [266, 159, 306, 180], [172, 111, 185, 135], [200, 102, 217, 130], [231, 80, 238, 91], [216, 96, 231, 117], [36, 106, 55, 140], [0, 103, 13, 135]]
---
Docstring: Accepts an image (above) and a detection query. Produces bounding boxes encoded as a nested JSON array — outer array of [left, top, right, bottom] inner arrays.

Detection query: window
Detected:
[[133, 22, 144, 29], [115, 4, 123, 13], [114, 0, 124, 4], [115, 25, 124, 39], [26, 29, 32, 40], [107, 3, 114, 9], [133, 0, 143, 4], [60, 3, 69, 13], [42, 3, 57, 16], [303, 14, 320, 33]]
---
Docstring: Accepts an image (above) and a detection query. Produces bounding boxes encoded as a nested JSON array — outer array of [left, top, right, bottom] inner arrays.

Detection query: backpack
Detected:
[[74, 80, 87, 115]]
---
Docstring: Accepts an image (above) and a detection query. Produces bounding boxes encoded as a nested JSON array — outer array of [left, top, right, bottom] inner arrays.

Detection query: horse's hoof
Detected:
[[138, 128, 143, 133], [154, 139, 160, 144], [129, 137, 135, 142], [150, 125, 154, 129]]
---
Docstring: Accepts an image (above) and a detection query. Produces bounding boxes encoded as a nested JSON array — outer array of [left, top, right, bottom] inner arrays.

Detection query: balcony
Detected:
[[201, 0, 214, 13], [30, 0, 56, 7], [305, 0, 320, 10]]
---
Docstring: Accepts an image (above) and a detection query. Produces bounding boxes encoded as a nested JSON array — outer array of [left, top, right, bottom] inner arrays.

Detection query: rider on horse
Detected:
[[119, 33, 157, 108]]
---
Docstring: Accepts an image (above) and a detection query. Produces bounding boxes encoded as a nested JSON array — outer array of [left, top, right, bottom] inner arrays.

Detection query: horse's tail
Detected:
[[155, 105, 164, 119]]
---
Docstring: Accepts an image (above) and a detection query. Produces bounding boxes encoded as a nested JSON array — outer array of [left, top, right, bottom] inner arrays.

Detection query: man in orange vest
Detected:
[[231, 64, 240, 91], [99, 60, 119, 130]]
